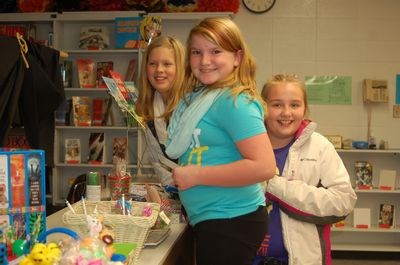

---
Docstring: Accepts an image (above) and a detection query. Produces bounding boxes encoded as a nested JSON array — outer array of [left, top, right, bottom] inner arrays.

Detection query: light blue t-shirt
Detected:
[[178, 90, 267, 226]]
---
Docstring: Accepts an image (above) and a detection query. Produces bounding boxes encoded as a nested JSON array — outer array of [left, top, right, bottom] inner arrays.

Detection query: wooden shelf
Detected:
[[54, 163, 149, 169], [332, 150, 400, 252], [0, 12, 56, 22], [332, 226, 400, 233], [64, 49, 140, 54], [332, 243, 400, 252], [337, 149, 400, 154], [354, 188, 400, 194], [56, 11, 145, 21]]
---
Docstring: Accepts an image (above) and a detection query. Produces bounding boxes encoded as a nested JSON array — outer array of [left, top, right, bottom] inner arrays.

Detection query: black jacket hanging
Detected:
[[0, 35, 65, 167]]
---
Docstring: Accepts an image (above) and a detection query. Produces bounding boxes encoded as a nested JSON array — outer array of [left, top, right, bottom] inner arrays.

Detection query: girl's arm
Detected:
[[172, 132, 276, 190]]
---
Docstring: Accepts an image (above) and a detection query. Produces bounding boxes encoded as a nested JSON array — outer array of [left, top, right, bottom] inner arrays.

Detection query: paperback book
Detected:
[[96, 61, 113, 88], [353, 208, 371, 229], [79, 26, 109, 50], [354, 161, 373, 189], [65, 98, 73, 126], [92, 98, 105, 127], [125, 58, 137, 82], [65, 138, 81, 164], [88, 132, 105, 164], [4, 130, 30, 150], [115, 16, 142, 49], [55, 100, 67, 126], [72, 96, 91, 126], [378, 169, 396, 190], [378, 203, 395, 229], [77, 58, 96, 88], [112, 136, 128, 164], [102, 70, 143, 127], [102, 96, 113, 126]]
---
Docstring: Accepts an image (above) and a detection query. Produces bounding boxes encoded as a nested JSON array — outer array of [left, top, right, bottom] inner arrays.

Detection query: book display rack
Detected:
[[0, 11, 233, 207], [331, 149, 400, 252]]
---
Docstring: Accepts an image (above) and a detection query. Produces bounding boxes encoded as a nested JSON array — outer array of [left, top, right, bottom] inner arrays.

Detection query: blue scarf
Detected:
[[165, 87, 226, 159]]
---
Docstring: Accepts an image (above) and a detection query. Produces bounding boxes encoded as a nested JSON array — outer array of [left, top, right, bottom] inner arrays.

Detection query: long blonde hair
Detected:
[[262, 74, 309, 117], [136, 36, 186, 123], [181, 17, 264, 105]]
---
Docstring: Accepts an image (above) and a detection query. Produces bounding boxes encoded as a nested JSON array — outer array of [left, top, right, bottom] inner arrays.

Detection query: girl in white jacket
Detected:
[[253, 74, 357, 265]]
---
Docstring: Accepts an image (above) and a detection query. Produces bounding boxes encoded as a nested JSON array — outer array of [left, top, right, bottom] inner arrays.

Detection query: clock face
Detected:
[[242, 0, 276, 13]]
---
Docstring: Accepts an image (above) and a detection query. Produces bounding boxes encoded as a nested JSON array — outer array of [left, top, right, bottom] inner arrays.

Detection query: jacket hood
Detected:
[[293, 119, 317, 148]]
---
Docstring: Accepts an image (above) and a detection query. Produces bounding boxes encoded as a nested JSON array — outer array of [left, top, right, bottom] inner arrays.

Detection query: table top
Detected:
[[46, 207, 188, 265]]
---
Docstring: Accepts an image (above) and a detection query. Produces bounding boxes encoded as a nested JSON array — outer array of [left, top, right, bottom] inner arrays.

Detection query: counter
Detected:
[[46, 207, 194, 265]]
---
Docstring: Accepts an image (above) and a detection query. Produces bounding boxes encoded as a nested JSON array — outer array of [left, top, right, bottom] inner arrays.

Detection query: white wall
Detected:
[[233, 0, 400, 148]]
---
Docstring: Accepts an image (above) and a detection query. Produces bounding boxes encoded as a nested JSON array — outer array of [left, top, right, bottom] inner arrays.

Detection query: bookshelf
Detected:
[[331, 149, 400, 252], [0, 11, 233, 205], [52, 11, 147, 205]]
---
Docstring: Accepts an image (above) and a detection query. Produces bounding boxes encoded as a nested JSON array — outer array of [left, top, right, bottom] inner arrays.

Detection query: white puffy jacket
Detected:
[[266, 120, 357, 265]]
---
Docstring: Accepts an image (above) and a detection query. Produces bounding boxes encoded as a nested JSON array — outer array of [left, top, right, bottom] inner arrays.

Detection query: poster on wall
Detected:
[[305, 76, 352, 105], [396, 74, 400, 105]]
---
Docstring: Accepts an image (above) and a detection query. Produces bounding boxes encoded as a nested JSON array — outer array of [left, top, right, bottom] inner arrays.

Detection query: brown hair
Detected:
[[180, 17, 265, 107], [136, 36, 185, 123]]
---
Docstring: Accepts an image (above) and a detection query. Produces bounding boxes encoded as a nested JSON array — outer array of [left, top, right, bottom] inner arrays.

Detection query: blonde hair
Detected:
[[262, 74, 309, 117], [181, 17, 264, 105], [136, 36, 186, 123]]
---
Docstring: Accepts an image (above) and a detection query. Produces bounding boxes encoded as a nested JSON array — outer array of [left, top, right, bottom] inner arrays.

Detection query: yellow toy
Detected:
[[19, 242, 61, 265]]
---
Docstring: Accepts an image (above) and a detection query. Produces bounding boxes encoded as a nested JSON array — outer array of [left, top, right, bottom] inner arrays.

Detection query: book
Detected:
[[55, 100, 67, 126], [96, 61, 114, 88], [354, 161, 373, 189], [353, 208, 371, 229], [115, 16, 142, 49], [4, 130, 30, 150], [65, 98, 73, 126], [79, 26, 109, 50], [378, 203, 395, 229], [61, 60, 73, 88], [109, 70, 136, 103], [102, 96, 113, 126], [378, 169, 396, 190], [10, 154, 26, 208], [92, 98, 105, 127], [76, 58, 96, 88], [112, 136, 128, 164], [0, 149, 47, 255], [125, 58, 137, 82], [65, 139, 81, 164], [72, 96, 91, 126], [88, 132, 105, 164]]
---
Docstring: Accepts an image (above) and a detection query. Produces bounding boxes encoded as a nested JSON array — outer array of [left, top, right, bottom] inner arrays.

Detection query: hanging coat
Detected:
[[0, 35, 65, 167]]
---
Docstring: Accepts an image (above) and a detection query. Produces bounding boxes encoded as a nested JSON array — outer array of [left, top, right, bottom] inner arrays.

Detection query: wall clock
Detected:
[[242, 0, 276, 14]]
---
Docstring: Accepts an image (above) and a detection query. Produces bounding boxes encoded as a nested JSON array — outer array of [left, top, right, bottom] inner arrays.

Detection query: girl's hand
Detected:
[[172, 165, 201, 191]]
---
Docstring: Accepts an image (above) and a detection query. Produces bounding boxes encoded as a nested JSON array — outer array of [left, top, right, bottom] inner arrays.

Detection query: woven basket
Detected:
[[62, 200, 160, 264]]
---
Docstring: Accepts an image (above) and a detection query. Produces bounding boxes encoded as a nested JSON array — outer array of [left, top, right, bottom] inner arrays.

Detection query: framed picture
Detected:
[[324, 135, 342, 149]]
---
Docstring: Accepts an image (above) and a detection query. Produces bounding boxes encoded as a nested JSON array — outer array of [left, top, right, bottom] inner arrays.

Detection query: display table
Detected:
[[46, 207, 194, 265]]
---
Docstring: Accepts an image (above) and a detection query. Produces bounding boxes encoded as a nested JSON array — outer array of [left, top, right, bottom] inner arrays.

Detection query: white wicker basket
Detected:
[[62, 200, 160, 264]]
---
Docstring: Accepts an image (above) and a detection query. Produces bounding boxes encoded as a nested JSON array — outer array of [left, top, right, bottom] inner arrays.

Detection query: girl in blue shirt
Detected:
[[166, 17, 276, 265]]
